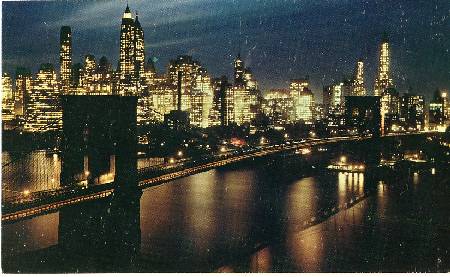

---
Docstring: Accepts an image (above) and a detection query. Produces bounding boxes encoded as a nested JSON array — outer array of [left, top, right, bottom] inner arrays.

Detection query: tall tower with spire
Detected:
[[374, 36, 393, 96], [60, 26, 72, 93], [118, 4, 146, 95], [352, 59, 366, 96]]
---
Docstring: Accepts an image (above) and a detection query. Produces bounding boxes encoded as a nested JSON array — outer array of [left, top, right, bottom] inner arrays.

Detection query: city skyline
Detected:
[[2, 0, 450, 101]]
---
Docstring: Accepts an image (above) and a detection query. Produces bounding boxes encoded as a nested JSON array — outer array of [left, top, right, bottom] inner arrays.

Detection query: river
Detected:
[[2, 153, 449, 272]]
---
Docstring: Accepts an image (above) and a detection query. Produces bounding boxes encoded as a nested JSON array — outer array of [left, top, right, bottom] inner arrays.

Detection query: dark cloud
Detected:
[[2, 0, 450, 101]]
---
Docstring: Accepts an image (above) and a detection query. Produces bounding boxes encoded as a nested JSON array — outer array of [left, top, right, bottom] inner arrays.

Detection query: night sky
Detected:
[[2, 0, 449, 101]]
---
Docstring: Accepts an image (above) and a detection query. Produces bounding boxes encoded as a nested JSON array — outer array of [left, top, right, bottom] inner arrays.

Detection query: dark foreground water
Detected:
[[2, 157, 449, 273]]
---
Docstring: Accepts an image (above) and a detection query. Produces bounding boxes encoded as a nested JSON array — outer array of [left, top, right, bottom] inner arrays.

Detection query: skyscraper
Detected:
[[400, 92, 424, 131], [14, 67, 32, 117], [352, 60, 366, 96], [118, 5, 145, 96], [25, 64, 62, 132], [234, 53, 245, 86], [290, 79, 314, 123], [81, 54, 97, 94], [134, 13, 145, 82], [262, 89, 293, 127], [2, 73, 15, 122], [374, 37, 393, 96], [60, 26, 72, 93]]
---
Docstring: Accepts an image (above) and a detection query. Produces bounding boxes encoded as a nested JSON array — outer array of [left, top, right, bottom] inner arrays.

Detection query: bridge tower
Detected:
[[60, 95, 137, 188]]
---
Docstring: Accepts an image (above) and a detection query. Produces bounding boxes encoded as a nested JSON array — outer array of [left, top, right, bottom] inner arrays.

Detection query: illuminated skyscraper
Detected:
[[352, 60, 366, 96], [209, 77, 231, 127], [291, 79, 314, 123], [118, 5, 145, 96], [2, 73, 15, 122], [168, 55, 202, 110], [323, 82, 347, 129], [374, 37, 393, 96], [380, 87, 400, 133], [14, 67, 32, 117], [191, 70, 214, 128], [134, 13, 145, 82], [231, 85, 259, 126], [25, 64, 62, 132], [429, 89, 448, 129], [94, 56, 114, 95], [60, 26, 72, 93], [81, 54, 97, 94], [262, 89, 293, 127], [234, 53, 245, 86], [400, 92, 424, 131]]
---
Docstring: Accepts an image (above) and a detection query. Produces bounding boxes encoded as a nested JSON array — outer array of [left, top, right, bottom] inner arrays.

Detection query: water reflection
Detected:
[[2, 212, 59, 256], [185, 170, 217, 252], [2, 158, 446, 272]]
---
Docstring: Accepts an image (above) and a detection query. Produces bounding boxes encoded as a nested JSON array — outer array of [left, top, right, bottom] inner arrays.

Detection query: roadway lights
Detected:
[[169, 158, 175, 164], [284, 133, 288, 139], [177, 151, 183, 157], [220, 146, 226, 152], [23, 190, 30, 196], [301, 148, 311, 155], [340, 156, 347, 164]]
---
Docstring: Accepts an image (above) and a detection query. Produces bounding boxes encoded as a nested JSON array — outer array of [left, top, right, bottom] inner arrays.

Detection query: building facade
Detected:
[[24, 64, 62, 132], [60, 26, 72, 93]]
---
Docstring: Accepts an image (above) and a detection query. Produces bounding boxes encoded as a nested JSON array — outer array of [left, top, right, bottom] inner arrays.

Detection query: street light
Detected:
[[260, 137, 266, 144], [340, 156, 347, 164], [177, 151, 183, 157]]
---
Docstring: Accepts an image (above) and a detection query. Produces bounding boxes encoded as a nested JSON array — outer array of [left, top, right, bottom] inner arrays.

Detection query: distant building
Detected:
[[24, 64, 62, 132], [262, 89, 293, 127], [118, 5, 145, 96], [429, 89, 447, 128], [59, 26, 72, 93], [290, 79, 314, 123], [2, 73, 15, 122], [345, 96, 381, 137], [399, 92, 425, 131], [226, 54, 261, 127], [80, 54, 97, 94], [374, 36, 393, 96], [351, 60, 366, 96], [190, 70, 213, 128], [209, 76, 231, 127], [381, 87, 400, 133], [14, 67, 32, 117], [166, 56, 215, 127]]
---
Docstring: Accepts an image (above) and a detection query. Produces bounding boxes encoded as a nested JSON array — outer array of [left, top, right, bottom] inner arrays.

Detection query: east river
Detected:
[[2, 149, 449, 272]]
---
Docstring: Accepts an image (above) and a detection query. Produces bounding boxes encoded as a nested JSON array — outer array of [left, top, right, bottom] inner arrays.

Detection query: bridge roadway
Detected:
[[1, 132, 434, 223]]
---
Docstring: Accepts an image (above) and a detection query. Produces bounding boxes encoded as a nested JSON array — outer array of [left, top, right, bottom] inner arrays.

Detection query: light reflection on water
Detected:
[[2, 164, 371, 271], [1, 212, 59, 256]]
